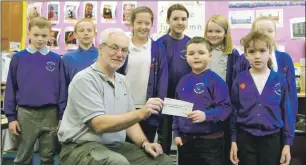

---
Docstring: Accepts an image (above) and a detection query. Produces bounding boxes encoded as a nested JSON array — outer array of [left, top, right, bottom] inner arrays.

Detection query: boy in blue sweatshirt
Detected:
[[3, 16, 66, 165], [173, 37, 231, 165], [62, 18, 98, 86]]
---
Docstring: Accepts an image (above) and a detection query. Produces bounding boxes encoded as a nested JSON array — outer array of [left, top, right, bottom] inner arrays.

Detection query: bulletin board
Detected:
[[25, 1, 305, 62], [26, 1, 158, 55], [207, 1, 305, 63]]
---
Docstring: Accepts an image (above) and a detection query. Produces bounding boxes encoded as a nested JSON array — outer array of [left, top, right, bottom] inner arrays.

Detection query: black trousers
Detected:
[[223, 120, 233, 165], [178, 135, 224, 165], [237, 130, 282, 165], [157, 115, 173, 155]]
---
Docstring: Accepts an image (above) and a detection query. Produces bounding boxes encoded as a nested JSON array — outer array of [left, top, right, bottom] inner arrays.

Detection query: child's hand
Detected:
[[230, 142, 239, 165], [174, 137, 183, 146], [280, 145, 291, 165], [187, 110, 206, 123], [8, 120, 21, 136]]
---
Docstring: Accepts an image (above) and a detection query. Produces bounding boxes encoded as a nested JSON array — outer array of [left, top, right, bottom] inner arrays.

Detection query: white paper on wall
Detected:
[[157, 1, 205, 38]]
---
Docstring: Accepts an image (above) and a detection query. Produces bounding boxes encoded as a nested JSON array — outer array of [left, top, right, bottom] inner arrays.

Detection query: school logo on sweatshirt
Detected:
[[274, 83, 281, 95], [46, 61, 56, 72], [194, 83, 205, 94], [180, 49, 187, 59]]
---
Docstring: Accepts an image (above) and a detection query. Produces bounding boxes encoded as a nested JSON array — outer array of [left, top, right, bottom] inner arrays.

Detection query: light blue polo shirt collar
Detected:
[[91, 62, 122, 83], [26, 46, 50, 55]]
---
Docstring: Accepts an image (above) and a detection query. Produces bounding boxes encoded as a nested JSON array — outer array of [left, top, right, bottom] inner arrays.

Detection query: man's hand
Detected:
[[139, 98, 164, 120], [280, 145, 291, 165], [143, 142, 163, 159], [9, 120, 21, 136], [187, 110, 206, 123]]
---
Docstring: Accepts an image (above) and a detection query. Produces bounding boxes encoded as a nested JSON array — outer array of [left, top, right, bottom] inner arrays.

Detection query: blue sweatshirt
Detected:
[[117, 39, 168, 126], [223, 49, 240, 90], [62, 45, 98, 86], [173, 69, 232, 137], [156, 34, 191, 98], [3, 47, 66, 122], [231, 70, 295, 145], [233, 50, 298, 120]]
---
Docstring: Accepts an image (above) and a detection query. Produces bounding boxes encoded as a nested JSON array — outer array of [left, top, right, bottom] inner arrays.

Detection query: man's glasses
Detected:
[[103, 43, 129, 56]]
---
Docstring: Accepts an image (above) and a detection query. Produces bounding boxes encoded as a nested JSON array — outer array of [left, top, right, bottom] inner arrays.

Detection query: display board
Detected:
[[25, 1, 305, 62]]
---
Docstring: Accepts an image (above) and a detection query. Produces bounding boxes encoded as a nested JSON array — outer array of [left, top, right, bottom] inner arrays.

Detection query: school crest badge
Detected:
[[274, 83, 281, 96], [180, 49, 187, 60], [46, 61, 56, 72], [194, 83, 205, 94]]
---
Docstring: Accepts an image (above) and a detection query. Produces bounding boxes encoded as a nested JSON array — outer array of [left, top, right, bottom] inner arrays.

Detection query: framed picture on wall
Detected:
[[255, 9, 284, 27], [101, 1, 117, 23], [27, 2, 42, 20], [229, 10, 255, 29], [290, 17, 305, 39], [47, 2, 60, 24], [64, 27, 78, 50], [122, 1, 137, 24], [64, 2, 80, 23], [47, 28, 61, 50], [83, 1, 97, 23]]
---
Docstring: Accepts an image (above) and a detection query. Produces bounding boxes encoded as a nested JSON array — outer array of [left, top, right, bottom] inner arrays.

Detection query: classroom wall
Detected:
[[29, 1, 158, 55], [205, 1, 305, 63], [28, 1, 305, 62]]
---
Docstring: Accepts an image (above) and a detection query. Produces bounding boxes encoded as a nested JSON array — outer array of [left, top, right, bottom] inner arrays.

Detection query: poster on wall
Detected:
[[122, 1, 137, 24], [64, 27, 78, 50], [255, 9, 284, 27], [47, 28, 61, 50], [157, 1, 205, 38], [27, 2, 42, 20], [64, 2, 80, 23], [83, 1, 97, 23], [47, 2, 60, 24], [101, 1, 117, 23], [229, 1, 306, 8], [290, 17, 305, 39], [228, 10, 255, 29], [229, 1, 254, 8]]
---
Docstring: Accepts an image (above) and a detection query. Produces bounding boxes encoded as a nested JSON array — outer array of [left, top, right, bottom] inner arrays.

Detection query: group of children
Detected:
[[3, 3, 297, 165]]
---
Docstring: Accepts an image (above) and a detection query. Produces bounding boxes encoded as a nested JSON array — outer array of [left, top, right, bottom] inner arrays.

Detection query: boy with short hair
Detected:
[[173, 37, 232, 165], [61, 18, 98, 86], [4, 16, 66, 165]]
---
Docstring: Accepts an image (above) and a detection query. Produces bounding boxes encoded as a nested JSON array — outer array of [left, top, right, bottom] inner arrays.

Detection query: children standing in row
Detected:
[[62, 18, 98, 86], [230, 31, 295, 165], [173, 37, 232, 165], [156, 4, 191, 154], [117, 6, 168, 143], [4, 16, 66, 164]]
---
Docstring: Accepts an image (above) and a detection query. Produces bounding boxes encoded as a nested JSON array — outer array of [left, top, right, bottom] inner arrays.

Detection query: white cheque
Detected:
[[162, 98, 194, 117]]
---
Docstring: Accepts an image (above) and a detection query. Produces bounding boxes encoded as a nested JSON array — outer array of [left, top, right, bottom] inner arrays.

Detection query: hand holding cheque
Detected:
[[140, 98, 164, 120], [162, 98, 206, 123]]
